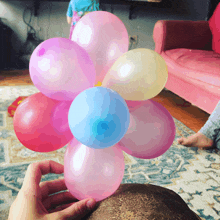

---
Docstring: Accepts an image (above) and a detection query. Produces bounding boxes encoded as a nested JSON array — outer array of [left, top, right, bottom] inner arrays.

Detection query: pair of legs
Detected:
[[178, 101, 220, 150]]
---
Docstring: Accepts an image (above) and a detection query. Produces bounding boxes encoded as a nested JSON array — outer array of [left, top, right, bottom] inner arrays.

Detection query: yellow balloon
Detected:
[[101, 48, 168, 100]]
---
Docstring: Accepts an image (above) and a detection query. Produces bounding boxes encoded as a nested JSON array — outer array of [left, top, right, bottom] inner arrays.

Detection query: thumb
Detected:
[[52, 198, 96, 220]]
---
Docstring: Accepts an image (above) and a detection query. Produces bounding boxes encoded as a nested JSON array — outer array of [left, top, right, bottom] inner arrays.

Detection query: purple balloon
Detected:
[[29, 37, 96, 101], [118, 100, 176, 159]]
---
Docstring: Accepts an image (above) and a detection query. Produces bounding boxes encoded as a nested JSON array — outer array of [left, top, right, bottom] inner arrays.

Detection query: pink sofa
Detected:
[[153, 20, 220, 114]]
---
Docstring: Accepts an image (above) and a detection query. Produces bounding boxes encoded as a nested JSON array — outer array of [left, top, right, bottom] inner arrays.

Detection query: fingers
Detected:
[[48, 202, 75, 213], [48, 198, 96, 220], [40, 178, 67, 201], [61, 198, 96, 219], [43, 191, 78, 210], [22, 160, 64, 191]]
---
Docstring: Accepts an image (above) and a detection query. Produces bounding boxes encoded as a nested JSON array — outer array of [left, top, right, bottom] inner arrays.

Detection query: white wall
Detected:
[[0, 0, 209, 62]]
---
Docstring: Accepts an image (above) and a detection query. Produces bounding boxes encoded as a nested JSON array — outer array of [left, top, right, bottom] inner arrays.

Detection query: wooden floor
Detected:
[[0, 69, 210, 133]]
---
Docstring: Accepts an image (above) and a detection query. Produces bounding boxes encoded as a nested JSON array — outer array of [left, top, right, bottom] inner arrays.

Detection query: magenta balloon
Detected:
[[29, 37, 96, 101], [13, 93, 73, 152], [64, 138, 125, 201], [71, 11, 129, 84], [125, 100, 143, 111], [118, 100, 176, 159]]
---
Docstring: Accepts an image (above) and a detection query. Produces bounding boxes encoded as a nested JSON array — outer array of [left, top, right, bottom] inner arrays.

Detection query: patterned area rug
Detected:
[[0, 86, 220, 220]]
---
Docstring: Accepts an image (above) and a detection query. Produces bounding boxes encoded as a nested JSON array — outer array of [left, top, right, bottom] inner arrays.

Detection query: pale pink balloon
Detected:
[[29, 38, 96, 101], [13, 93, 73, 152], [118, 100, 175, 159], [64, 138, 125, 201], [71, 11, 129, 84]]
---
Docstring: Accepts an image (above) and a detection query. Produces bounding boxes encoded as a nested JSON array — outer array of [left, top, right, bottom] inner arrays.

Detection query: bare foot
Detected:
[[177, 132, 214, 148]]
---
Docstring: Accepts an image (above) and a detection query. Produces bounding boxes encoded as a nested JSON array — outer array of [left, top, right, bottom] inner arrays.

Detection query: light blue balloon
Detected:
[[68, 87, 130, 149]]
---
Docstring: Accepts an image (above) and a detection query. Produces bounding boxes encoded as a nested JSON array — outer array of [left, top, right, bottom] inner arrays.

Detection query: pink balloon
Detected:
[[64, 138, 125, 201], [118, 100, 175, 159], [13, 93, 73, 152], [29, 38, 96, 101], [71, 11, 129, 84]]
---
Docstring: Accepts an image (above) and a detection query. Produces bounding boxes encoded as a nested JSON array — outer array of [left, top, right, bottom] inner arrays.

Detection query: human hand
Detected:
[[8, 160, 96, 220]]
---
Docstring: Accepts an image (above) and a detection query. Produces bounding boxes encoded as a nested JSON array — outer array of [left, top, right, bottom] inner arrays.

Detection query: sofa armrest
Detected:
[[153, 20, 213, 54]]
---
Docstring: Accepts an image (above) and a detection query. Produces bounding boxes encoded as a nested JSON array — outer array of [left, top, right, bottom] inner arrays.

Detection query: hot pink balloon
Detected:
[[29, 37, 96, 101], [13, 92, 73, 152], [71, 11, 129, 84], [64, 138, 125, 202], [118, 100, 175, 159], [125, 100, 143, 111]]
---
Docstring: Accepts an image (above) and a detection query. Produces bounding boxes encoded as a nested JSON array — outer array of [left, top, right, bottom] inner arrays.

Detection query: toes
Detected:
[[177, 137, 184, 144]]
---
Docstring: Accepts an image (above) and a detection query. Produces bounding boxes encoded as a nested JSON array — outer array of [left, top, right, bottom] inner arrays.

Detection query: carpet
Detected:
[[0, 86, 220, 220]]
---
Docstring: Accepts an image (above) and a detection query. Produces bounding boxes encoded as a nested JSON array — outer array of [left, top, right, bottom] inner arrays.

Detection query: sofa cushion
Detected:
[[164, 48, 220, 87], [209, 3, 220, 54]]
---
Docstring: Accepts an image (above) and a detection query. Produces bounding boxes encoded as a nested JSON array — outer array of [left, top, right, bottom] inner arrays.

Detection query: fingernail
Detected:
[[87, 199, 96, 210]]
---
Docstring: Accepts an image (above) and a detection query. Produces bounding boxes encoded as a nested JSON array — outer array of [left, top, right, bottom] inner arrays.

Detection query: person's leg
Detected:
[[69, 24, 75, 40], [199, 100, 220, 142], [178, 101, 220, 149], [69, 11, 81, 40], [213, 130, 220, 150]]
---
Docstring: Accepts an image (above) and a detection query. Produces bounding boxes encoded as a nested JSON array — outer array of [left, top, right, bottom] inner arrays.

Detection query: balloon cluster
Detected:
[[13, 11, 175, 202]]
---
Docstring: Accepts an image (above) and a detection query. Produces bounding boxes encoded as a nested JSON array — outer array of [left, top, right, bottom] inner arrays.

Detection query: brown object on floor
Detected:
[[83, 184, 201, 220]]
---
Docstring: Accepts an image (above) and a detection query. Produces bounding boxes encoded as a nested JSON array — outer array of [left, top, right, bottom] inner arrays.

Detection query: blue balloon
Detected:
[[68, 87, 130, 149]]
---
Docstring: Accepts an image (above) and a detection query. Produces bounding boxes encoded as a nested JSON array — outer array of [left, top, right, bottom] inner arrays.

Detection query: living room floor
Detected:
[[0, 69, 210, 133]]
